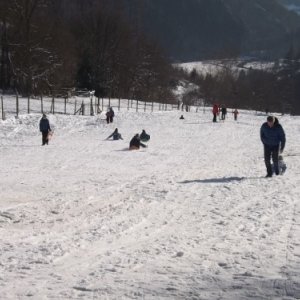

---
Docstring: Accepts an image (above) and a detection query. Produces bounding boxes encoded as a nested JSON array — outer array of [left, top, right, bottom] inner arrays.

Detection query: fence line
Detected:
[[0, 95, 188, 121]]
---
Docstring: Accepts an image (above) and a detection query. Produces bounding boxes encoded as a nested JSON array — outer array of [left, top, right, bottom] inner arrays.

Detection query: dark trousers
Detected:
[[213, 113, 217, 122], [264, 144, 279, 175], [110, 116, 114, 123], [221, 113, 226, 120], [234, 115, 237, 121], [106, 116, 110, 124], [42, 131, 48, 145]]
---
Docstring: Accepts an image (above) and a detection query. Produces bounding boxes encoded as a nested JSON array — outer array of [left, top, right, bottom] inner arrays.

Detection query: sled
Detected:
[[47, 131, 53, 140], [130, 146, 139, 150]]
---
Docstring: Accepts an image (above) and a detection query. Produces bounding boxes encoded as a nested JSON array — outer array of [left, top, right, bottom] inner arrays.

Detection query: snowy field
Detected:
[[175, 60, 277, 76], [1, 107, 300, 300]]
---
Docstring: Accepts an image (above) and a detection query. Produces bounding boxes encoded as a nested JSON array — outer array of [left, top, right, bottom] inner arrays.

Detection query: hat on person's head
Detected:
[[267, 116, 275, 123]]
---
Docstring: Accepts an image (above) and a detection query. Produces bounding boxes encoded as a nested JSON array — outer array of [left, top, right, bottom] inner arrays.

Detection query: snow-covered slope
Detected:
[[1, 107, 300, 299]]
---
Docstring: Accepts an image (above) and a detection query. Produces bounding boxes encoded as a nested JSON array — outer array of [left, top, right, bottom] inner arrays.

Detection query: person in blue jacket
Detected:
[[109, 107, 115, 123], [39, 114, 51, 146], [107, 128, 123, 140], [260, 116, 286, 177]]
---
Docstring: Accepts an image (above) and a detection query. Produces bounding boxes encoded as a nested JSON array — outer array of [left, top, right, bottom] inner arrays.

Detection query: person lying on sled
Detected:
[[129, 134, 147, 150], [140, 129, 150, 142]]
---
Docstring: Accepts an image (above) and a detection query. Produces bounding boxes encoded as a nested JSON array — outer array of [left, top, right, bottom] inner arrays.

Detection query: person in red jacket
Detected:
[[233, 109, 239, 121], [212, 104, 219, 122], [105, 110, 110, 124]]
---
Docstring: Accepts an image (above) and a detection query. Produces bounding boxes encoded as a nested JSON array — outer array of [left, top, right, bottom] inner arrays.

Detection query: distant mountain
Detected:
[[125, 0, 300, 62]]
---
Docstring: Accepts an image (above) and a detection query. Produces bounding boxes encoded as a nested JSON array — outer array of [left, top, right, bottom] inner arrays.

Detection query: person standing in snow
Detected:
[[233, 109, 239, 121], [39, 114, 51, 146], [106, 110, 110, 124], [212, 104, 218, 122], [221, 105, 227, 120], [260, 116, 286, 177], [109, 107, 115, 123], [129, 134, 147, 150], [107, 128, 123, 140]]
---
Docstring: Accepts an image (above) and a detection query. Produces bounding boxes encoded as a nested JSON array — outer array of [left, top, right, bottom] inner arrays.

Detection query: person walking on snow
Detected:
[[212, 104, 219, 122], [221, 105, 227, 120], [107, 128, 123, 140], [260, 116, 286, 177], [105, 110, 110, 124], [109, 107, 115, 123], [39, 113, 51, 146], [233, 109, 239, 121]]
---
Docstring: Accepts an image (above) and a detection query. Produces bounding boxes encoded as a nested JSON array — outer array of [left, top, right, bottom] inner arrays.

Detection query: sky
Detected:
[[1, 97, 300, 299]]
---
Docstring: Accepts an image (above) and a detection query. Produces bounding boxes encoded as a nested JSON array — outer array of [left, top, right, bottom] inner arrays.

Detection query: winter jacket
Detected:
[[140, 131, 150, 141], [39, 118, 51, 132], [107, 130, 123, 140], [130, 136, 146, 149], [221, 107, 227, 114], [212, 104, 218, 114], [260, 118, 286, 150], [109, 108, 115, 117]]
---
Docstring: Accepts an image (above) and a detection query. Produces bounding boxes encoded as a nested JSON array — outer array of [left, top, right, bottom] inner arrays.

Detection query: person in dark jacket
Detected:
[[39, 114, 51, 146], [221, 105, 227, 120], [179, 115, 185, 119], [107, 128, 123, 140], [140, 129, 150, 141], [129, 134, 147, 150], [260, 116, 286, 177], [109, 107, 115, 123]]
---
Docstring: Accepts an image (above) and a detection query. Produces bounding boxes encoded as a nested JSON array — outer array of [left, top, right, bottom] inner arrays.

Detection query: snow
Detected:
[[174, 60, 278, 76], [1, 102, 300, 299]]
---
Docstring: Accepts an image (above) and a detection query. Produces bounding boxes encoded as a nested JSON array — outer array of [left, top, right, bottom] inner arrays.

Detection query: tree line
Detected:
[[0, 0, 175, 103], [179, 57, 300, 115]]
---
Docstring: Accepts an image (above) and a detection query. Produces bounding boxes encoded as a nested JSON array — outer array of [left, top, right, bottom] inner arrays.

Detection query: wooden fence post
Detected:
[[27, 96, 30, 114], [82, 101, 85, 115], [144, 100, 146, 112], [74, 100, 77, 115], [90, 96, 94, 116], [118, 98, 120, 111], [1, 96, 4, 120], [152, 102, 154, 112], [41, 94, 43, 113], [16, 93, 19, 117], [102, 98, 103, 111], [64, 97, 67, 114], [136, 100, 138, 112], [127, 99, 130, 111], [52, 97, 55, 114]]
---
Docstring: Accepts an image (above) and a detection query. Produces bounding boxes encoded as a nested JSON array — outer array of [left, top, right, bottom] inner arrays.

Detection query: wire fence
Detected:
[[0, 95, 184, 120]]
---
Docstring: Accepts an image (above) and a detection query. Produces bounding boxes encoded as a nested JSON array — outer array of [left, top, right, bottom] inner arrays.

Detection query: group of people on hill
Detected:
[[105, 107, 115, 124], [212, 103, 239, 122], [107, 128, 150, 150], [39, 105, 287, 177]]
